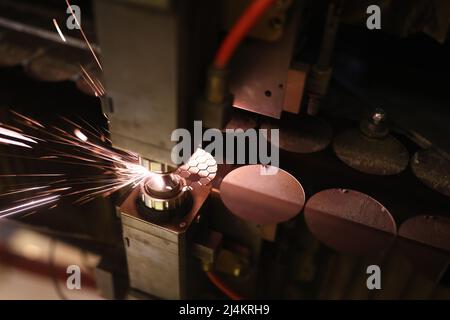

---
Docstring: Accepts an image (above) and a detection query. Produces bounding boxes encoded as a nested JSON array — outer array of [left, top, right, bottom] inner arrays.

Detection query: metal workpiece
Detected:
[[219, 165, 305, 241], [333, 129, 409, 175], [399, 215, 450, 254], [229, 0, 303, 119], [304, 189, 397, 257], [175, 148, 218, 189], [333, 109, 409, 175], [397, 215, 450, 287], [140, 172, 190, 212], [120, 182, 211, 299], [220, 165, 305, 225], [371, 215, 450, 300], [411, 148, 450, 197]]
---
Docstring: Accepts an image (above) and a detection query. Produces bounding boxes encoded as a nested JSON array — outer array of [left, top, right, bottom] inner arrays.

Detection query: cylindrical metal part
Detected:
[[140, 173, 190, 212]]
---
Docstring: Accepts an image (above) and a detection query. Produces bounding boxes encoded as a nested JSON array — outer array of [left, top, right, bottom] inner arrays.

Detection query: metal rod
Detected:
[[0, 16, 100, 52]]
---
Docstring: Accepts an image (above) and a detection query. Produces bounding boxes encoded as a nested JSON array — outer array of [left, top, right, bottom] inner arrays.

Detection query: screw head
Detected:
[[371, 108, 387, 125]]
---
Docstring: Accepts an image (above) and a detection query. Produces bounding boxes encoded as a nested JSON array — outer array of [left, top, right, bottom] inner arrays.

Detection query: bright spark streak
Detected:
[[0, 174, 64, 177], [79, 65, 104, 97], [0, 137, 32, 148], [11, 111, 45, 128], [0, 186, 49, 197], [0, 126, 37, 144], [0, 112, 154, 219], [52, 18, 67, 42], [74, 129, 88, 142], [66, 0, 103, 71], [0, 195, 60, 219]]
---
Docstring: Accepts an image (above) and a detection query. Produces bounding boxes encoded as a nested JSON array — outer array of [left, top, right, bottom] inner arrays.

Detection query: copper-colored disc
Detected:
[[398, 215, 450, 281], [333, 129, 409, 175], [220, 165, 305, 224], [411, 149, 450, 197], [304, 188, 397, 256]]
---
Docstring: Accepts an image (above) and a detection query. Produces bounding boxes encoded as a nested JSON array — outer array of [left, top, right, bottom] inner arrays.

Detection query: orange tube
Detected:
[[213, 0, 277, 69], [206, 271, 244, 300]]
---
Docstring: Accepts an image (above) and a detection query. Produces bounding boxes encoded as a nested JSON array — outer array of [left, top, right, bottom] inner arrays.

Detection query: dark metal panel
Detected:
[[229, 2, 303, 119]]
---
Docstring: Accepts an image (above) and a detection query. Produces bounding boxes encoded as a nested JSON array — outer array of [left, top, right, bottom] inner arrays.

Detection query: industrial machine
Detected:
[[0, 0, 449, 300]]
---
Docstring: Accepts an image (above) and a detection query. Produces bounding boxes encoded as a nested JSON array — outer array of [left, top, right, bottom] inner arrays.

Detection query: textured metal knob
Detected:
[[141, 172, 190, 211]]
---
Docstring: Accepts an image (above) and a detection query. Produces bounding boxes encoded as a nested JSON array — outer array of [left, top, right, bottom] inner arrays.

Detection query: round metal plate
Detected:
[[399, 215, 450, 252], [333, 129, 409, 175], [411, 149, 450, 197], [304, 188, 397, 256], [220, 165, 305, 224], [398, 215, 450, 281], [261, 115, 332, 154]]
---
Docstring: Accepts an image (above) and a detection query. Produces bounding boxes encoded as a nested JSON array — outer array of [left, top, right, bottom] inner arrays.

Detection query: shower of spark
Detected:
[[0, 125, 38, 148], [52, 2, 106, 97], [0, 112, 152, 219], [0, 195, 60, 219], [0, 2, 147, 219]]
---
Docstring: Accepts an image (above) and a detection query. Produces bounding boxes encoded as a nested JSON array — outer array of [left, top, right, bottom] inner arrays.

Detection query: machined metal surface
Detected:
[[141, 173, 190, 211], [94, 0, 184, 164], [304, 189, 397, 256], [411, 149, 450, 197], [398, 215, 450, 282], [399, 215, 450, 252], [94, 0, 214, 165], [219, 165, 305, 225], [120, 183, 210, 299], [261, 115, 332, 154], [333, 128, 409, 175], [229, 1, 303, 119], [176, 148, 217, 188]]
